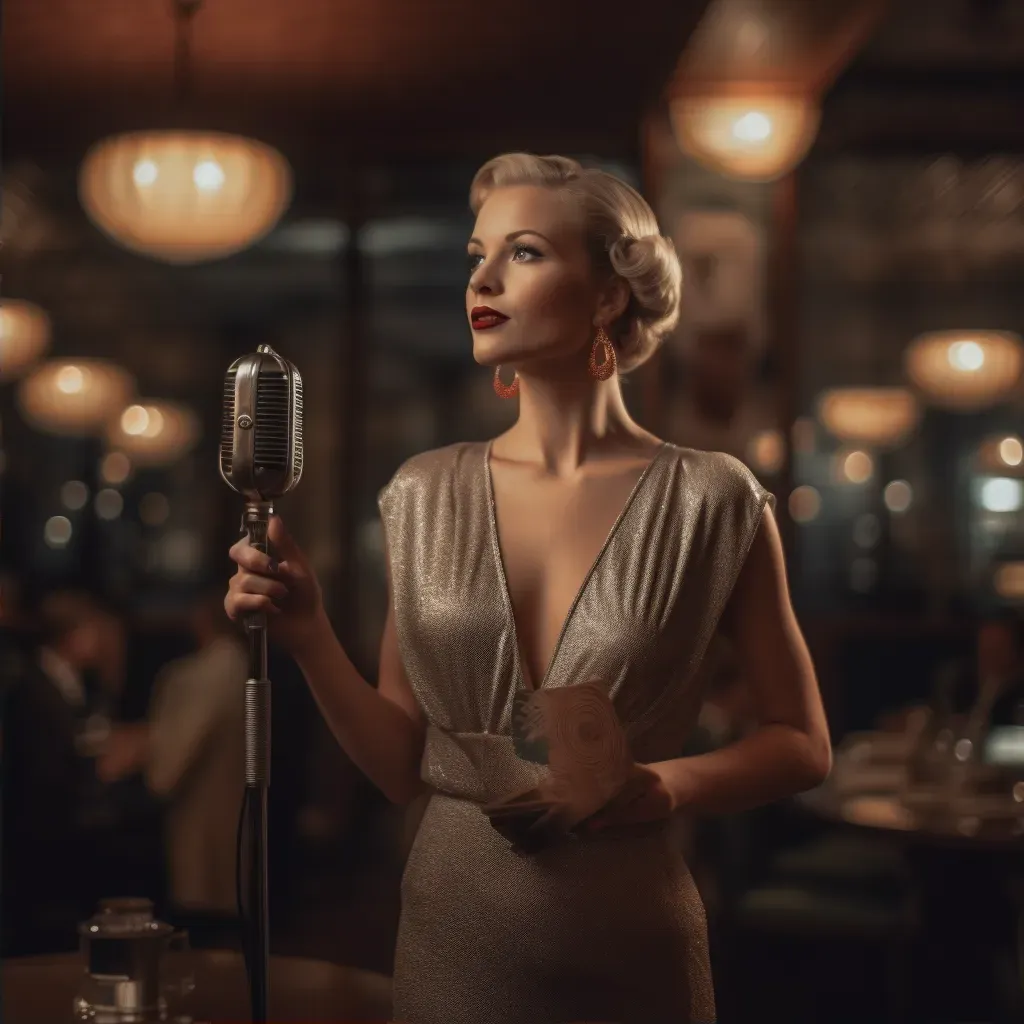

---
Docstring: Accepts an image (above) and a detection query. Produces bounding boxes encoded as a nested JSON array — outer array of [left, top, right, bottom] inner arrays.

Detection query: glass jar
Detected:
[[73, 898, 191, 1023]]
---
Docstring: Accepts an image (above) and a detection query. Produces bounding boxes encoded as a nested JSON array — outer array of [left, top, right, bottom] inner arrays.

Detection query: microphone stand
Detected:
[[242, 500, 273, 1024]]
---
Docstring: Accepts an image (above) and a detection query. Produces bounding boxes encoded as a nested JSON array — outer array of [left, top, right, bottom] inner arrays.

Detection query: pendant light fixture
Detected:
[[107, 399, 200, 466], [670, 93, 820, 182], [817, 387, 920, 449], [905, 330, 1023, 412], [0, 299, 51, 382], [17, 359, 135, 436], [78, 0, 292, 263]]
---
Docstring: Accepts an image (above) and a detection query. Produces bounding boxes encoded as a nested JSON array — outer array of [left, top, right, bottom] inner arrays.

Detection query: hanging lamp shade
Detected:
[[905, 330, 1023, 412], [17, 359, 135, 436], [669, 93, 820, 181], [106, 399, 200, 466], [78, 130, 293, 263], [817, 387, 920, 449], [0, 300, 51, 382]]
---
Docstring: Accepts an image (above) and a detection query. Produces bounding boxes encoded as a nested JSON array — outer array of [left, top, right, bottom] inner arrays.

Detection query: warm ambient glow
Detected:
[[977, 435, 1024, 474], [669, 94, 820, 181], [838, 449, 874, 485], [905, 331, 1023, 411], [107, 399, 199, 466], [100, 452, 132, 485], [788, 485, 821, 524], [817, 388, 920, 449], [0, 300, 51, 382], [746, 429, 785, 475], [44, 516, 73, 549], [994, 562, 1024, 600], [884, 480, 913, 514], [17, 360, 135, 436], [79, 131, 293, 263], [999, 436, 1024, 467]]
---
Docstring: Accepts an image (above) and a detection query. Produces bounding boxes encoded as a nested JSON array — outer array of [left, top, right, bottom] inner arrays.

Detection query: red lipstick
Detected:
[[471, 305, 509, 330]]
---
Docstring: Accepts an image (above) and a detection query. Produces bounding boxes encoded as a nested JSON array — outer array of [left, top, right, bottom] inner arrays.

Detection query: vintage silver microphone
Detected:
[[219, 344, 303, 1024]]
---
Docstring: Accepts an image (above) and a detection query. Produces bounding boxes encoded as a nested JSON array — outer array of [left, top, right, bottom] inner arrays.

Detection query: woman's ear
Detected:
[[594, 275, 631, 328]]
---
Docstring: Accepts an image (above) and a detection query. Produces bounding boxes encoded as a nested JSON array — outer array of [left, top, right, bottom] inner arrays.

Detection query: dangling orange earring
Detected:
[[589, 326, 617, 381], [493, 365, 520, 399]]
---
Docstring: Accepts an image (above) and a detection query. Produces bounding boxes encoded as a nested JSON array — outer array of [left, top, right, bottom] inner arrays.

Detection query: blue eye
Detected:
[[512, 244, 541, 262]]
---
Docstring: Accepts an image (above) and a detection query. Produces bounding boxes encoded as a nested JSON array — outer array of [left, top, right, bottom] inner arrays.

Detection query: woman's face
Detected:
[[466, 185, 604, 371]]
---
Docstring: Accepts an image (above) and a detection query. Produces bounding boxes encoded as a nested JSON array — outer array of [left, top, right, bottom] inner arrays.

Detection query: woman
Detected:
[[225, 154, 831, 1024]]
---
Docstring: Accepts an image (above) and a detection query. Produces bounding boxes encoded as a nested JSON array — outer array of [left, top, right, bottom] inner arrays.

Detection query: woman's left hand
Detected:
[[580, 763, 675, 833]]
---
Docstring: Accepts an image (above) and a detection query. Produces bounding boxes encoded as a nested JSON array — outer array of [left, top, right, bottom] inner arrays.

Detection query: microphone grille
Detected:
[[220, 367, 238, 479], [253, 368, 290, 469], [219, 345, 303, 498], [292, 372, 304, 479]]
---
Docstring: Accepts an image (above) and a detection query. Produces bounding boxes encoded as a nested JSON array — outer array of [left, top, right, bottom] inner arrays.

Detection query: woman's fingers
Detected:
[[235, 574, 289, 601], [225, 592, 282, 620], [228, 537, 280, 576]]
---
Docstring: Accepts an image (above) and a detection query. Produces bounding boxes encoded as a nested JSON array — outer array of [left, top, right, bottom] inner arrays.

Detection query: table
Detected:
[[2, 950, 393, 1023], [800, 757, 1024, 1020], [802, 782, 1024, 851]]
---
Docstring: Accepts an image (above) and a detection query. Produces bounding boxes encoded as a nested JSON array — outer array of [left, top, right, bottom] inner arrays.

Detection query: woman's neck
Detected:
[[498, 372, 654, 476]]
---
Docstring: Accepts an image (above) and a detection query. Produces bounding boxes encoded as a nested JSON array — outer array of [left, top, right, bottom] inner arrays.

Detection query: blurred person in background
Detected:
[[1, 589, 124, 953], [29, 589, 128, 748], [97, 590, 246, 921], [225, 153, 830, 1024]]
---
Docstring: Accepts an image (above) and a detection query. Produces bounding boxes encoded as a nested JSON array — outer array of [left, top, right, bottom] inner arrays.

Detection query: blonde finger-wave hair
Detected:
[[469, 153, 682, 373]]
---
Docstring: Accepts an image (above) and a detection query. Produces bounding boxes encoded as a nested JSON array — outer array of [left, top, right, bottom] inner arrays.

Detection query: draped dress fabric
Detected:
[[378, 440, 773, 1024]]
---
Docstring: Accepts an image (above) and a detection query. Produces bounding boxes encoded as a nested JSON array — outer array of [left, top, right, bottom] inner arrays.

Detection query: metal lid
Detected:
[[78, 898, 174, 939]]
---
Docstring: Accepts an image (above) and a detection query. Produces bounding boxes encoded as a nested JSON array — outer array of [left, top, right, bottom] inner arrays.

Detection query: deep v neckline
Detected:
[[483, 439, 668, 693]]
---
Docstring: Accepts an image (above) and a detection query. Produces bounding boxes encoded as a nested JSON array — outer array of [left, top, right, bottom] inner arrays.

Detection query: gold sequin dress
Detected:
[[378, 440, 772, 1024]]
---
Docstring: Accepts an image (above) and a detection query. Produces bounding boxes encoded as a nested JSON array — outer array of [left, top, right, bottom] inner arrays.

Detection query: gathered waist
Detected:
[[421, 725, 546, 804], [420, 727, 682, 845]]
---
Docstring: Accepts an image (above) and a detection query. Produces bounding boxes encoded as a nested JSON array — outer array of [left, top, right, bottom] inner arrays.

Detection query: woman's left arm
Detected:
[[650, 505, 831, 816]]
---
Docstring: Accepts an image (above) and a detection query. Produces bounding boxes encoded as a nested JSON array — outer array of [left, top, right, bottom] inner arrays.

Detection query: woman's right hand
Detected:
[[225, 515, 325, 655]]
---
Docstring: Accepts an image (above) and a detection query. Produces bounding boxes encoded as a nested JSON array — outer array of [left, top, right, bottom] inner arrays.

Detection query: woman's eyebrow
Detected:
[[467, 229, 554, 247]]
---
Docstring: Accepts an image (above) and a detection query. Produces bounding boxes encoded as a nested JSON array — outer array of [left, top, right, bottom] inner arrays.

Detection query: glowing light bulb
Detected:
[[842, 450, 874, 484], [56, 365, 84, 394], [999, 436, 1023, 467], [789, 486, 821, 524], [732, 111, 772, 143], [193, 159, 225, 192], [133, 159, 158, 187], [980, 477, 1023, 513], [884, 480, 913, 514], [44, 516, 73, 548], [121, 405, 150, 436], [141, 407, 165, 438], [949, 340, 985, 372]]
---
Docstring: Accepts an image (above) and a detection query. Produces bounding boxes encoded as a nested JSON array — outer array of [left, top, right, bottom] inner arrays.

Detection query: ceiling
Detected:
[[819, 0, 1024, 153], [4, 0, 712, 166], [674, 0, 887, 93]]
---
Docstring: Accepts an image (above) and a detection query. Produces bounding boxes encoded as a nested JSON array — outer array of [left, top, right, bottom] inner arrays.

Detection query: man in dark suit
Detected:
[[1, 591, 127, 953]]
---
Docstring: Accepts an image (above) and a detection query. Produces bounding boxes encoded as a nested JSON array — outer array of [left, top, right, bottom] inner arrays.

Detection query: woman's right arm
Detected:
[[226, 515, 426, 805], [292, 595, 426, 805]]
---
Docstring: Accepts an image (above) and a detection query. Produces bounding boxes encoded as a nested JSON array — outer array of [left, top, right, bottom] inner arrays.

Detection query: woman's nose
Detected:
[[470, 260, 502, 296]]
